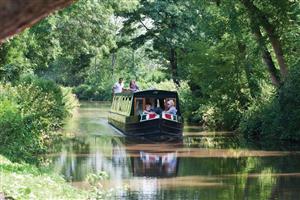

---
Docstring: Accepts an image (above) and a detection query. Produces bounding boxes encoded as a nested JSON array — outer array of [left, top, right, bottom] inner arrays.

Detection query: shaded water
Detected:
[[48, 102, 300, 200]]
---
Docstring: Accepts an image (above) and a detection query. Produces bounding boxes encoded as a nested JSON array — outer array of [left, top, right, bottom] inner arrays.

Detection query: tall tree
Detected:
[[118, 0, 199, 85], [240, 0, 289, 81]]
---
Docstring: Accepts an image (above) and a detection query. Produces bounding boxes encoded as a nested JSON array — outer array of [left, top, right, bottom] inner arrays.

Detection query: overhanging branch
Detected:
[[0, 0, 75, 42]]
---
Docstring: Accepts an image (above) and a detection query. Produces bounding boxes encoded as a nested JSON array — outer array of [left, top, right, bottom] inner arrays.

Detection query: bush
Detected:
[[239, 96, 282, 139], [16, 76, 68, 132], [239, 65, 300, 141], [0, 100, 36, 163], [0, 76, 78, 163], [196, 101, 242, 131], [61, 87, 80, 117], [73, 84, 112, 101], [278, 65, 300, 140], [73, 84, 94, 100]]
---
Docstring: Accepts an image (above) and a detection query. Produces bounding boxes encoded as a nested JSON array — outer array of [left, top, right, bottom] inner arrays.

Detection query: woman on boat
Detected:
[[129, 80, 139, 92], [165, 100, 177, 115]]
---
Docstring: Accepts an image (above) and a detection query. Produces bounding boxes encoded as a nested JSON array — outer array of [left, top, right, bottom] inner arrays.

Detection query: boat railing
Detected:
[[140, 113, 160, 122], [140, 112, 178, 122], [162, 112, 178, 121]]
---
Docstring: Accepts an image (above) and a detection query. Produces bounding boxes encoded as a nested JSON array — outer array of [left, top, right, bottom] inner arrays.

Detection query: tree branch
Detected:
[[0, 0, 74, 42]]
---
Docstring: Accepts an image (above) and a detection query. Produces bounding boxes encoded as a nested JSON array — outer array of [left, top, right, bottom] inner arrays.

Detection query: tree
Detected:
[[118, 0, 199, 85], [240, 0, 290, 82]]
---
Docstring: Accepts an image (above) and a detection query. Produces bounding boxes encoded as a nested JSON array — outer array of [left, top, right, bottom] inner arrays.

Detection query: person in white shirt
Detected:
[[112, 78, 124, 94]]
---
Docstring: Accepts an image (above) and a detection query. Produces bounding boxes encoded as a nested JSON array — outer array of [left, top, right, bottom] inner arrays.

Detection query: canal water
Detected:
[[48, 102, 300, 200]]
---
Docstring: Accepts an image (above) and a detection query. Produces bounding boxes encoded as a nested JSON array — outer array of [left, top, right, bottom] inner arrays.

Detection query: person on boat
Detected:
[[143, 103, 155, 114], [129, 80, 139, 92], [112, 78, 124, 94], [165, 100, 177, 115]]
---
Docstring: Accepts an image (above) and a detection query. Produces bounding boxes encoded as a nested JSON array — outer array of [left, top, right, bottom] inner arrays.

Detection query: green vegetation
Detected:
[[240, 65, 300, 141], [0, 155, 88, 200], [0, 155, 115, 200], [114, 0, 300, 141], [0, 0, 300, 171], [0, 76, 78, 163], [3, 1, 300, 198]]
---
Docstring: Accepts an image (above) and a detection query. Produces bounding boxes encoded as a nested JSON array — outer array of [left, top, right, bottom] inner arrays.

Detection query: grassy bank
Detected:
[[0, 155, 88, 200]]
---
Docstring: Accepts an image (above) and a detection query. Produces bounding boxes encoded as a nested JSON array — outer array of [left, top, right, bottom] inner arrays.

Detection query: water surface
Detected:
[[48, 102, 300, 200]]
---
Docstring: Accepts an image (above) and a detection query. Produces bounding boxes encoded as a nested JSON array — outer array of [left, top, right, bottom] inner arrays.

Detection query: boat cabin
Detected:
[[109, 90, 183, 138], [111, 90, 181, 116]]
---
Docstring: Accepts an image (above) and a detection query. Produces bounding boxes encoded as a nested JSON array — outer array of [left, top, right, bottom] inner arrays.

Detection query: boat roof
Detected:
[[114, 89, 178, 98]]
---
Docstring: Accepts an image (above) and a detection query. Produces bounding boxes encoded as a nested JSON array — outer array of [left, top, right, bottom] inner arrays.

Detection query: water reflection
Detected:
[[47, 102, 300, 200], [131, 151, 178, 178]]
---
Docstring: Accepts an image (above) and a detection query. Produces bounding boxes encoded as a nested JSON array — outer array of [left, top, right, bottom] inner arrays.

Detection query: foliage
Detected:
[[118, 0, 200, 83], [0, 99, 33, 162], [61, 86, 80, 115], [240, 65, 300, 141], [0, 76, 77, 163], [278, 65, 300, 140], [0, 155, 89, 200], [0, 0, 300, 141], [17, 76, 68, 131], [86, 171, 109, 186], [239, 91, 281, 139], [0, 31, 32, 82]]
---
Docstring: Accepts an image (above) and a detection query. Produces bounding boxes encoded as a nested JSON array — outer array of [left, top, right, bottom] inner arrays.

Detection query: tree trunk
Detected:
[[251, 21, 281, 87], [240, 0, 288, 79], [0, 0, 74, 42], [261, 15, 288, 78], [238, 42, 260, 97], [169, 48, 179, 86]]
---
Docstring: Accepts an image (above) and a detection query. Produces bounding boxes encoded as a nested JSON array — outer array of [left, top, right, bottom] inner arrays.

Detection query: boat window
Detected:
[[156, 99, 160, 108], [135, 98, 145, 115]]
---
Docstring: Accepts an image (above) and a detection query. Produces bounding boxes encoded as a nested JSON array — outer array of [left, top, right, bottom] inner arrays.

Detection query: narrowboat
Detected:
[[108, 90, 183, 138]]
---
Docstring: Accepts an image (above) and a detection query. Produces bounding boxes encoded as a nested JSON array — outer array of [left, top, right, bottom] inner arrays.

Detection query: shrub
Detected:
[[278, 65, 300, 140], [197, 101, 242, 131], [0, 100, 36, 162], [16, 76, 67, 133], [73, 84, 94, 100], [239, 96, 282, 139], [0, 76, 78, 163], [73, 84, 112, 101], [239, 65, 300, 141], [61, 87, 79, 117]]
